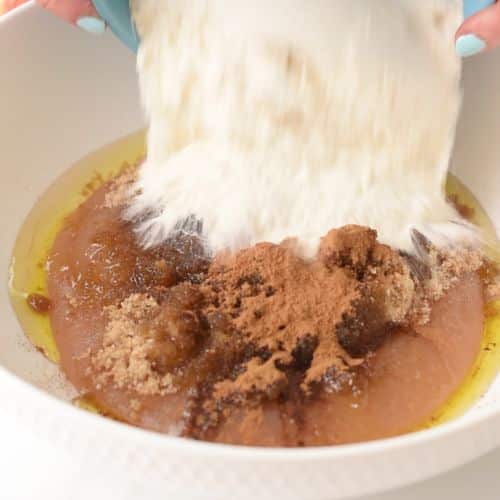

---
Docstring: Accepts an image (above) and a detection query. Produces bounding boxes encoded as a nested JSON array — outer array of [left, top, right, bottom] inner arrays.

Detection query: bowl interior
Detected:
[[1, 1, 500, 435]]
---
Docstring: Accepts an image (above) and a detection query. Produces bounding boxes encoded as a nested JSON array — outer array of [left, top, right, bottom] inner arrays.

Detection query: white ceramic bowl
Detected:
[[2, 3, 500, 499]]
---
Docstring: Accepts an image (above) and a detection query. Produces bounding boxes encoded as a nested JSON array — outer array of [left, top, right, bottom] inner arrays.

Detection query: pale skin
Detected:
[[6, 0, 496, 55], [5, 0, 98, 23]]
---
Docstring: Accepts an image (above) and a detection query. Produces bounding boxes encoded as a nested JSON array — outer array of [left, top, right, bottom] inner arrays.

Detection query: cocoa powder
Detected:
[[202, 226, 416, 401]]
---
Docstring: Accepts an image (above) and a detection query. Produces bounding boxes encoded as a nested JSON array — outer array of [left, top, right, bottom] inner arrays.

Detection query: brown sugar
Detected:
[[91, 294, 177, 396], [406, 231, 484, 323], [103, 163, 139, 209]]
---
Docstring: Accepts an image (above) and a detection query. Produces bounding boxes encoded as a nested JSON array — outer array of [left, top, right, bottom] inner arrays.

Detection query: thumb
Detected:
[[36, 0, 105, 33], [456, 1, 500, 57], [3, 1, 29, 13]]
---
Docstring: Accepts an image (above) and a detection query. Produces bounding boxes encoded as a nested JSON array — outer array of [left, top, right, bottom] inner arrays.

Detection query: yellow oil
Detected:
[[8, 129, 146, 363], [73, 395, 102, 415], [422, 177, 500, 428], [7, 131, 500, 429]]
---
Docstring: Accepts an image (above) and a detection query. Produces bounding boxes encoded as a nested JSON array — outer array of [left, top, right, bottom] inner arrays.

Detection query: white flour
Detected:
[[129, 0, 469, 256]]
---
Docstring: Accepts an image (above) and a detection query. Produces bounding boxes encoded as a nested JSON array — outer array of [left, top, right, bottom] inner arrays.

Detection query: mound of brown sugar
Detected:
[[91, 294, 176, 396], [103, 163, 139, 209]]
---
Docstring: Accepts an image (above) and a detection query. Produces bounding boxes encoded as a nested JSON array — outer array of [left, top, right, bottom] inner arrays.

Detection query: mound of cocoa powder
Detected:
[[201, 226, 415, 401]]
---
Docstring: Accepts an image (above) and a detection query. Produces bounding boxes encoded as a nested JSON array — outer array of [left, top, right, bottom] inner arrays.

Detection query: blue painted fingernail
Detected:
[[455, 34, 486, 57], [76, 16, 106, 35]]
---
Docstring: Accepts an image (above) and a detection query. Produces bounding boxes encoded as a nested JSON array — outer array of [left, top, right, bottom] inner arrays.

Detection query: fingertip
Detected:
[[37, 0, 99, 24], [4, 0, 29, 12], [456, 2, 500, 55], [80, 0, 100, 20]]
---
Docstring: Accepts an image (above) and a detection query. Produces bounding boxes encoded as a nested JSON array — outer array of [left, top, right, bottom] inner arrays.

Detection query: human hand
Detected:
[[456, 0, 500, 57], [31, 0, 106, 34]]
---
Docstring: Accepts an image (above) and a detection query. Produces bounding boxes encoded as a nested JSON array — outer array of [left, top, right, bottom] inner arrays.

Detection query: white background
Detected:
[[1, 409, 499, 500]]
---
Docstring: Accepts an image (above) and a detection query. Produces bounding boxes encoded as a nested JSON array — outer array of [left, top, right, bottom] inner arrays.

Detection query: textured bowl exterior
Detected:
[[1, 3, 500, 499], [2, 367, 500, 500]]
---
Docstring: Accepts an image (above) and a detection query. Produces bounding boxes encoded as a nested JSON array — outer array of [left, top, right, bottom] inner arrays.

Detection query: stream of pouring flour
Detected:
[[128, 0, 470, 256]]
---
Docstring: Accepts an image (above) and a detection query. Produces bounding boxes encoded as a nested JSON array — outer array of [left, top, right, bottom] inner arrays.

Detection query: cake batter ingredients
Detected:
[[44, 174, 486, 445]]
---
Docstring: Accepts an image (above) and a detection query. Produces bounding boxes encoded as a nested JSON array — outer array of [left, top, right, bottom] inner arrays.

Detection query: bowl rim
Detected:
[[2, 0, 499, 462], [2, 348, 499, 461]]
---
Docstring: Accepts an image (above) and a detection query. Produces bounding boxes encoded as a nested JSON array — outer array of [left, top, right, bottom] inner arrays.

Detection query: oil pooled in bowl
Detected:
[[8, 130, 500, 434], [9, 130, 146, 363]]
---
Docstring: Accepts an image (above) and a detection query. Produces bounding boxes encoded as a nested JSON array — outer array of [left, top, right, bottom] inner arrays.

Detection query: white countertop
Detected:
[[1, 410, 497, 500]]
